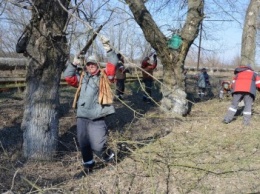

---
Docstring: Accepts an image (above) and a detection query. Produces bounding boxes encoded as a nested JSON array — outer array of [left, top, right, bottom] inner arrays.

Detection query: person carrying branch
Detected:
[[222, 64, 260, 126], [141, 54, 157, 103], [63, 37, 119, 173]]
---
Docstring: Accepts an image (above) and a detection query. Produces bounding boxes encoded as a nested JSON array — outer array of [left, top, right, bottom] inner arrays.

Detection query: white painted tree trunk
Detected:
[[21, 0, 69, 160]]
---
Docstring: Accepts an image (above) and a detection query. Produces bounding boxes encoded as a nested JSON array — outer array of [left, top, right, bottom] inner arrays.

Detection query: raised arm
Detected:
[[64, 57, 82, 87]]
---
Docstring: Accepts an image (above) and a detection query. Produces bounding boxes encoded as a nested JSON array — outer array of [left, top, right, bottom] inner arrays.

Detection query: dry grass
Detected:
[[1, 73, 260, 193], [55, 98, 260, 194]]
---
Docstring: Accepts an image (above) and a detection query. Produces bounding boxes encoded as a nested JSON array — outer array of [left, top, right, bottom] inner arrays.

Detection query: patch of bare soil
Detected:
[[2, 74, 259, 193]]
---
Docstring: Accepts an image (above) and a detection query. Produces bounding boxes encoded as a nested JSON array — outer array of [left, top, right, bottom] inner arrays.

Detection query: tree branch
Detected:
[[7, 0, 32, 10]]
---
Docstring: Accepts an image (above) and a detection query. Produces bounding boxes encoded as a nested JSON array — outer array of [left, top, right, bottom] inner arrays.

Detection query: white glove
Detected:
[[73, 56, 81, 66], [100, 35, 112, 52], [73, 54, 86, 66], [78, 54, 85, 59]]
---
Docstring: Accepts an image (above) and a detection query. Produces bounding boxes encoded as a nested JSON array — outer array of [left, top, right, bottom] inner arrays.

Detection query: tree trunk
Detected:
[[21, 0, 69, 160], [241, 0, 260, 68], [125, 0, 203, 115]]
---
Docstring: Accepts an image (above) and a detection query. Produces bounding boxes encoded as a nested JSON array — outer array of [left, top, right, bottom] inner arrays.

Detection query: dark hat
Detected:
[[117, 53, 122, 59]]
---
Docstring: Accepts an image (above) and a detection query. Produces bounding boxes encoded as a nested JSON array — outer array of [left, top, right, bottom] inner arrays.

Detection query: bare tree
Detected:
[[20, 0, 70, 160], [241, 0, 260, 67], [124, 0, 204, 115]]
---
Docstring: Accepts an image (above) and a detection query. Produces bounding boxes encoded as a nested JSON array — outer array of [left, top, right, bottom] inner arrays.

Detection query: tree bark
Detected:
[[241, 0, 260, 68], [21, 0, 70, 160], [125, 0, 203, 115]]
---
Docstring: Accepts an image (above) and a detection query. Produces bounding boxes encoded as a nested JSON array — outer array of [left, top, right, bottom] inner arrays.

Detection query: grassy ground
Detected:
[[1, 73, 260, 193], [57, 97, 260, 194]]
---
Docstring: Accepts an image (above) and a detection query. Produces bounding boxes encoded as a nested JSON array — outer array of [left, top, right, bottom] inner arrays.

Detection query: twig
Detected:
[[10, 170, 19, 191], [7, 0, 33, 10]]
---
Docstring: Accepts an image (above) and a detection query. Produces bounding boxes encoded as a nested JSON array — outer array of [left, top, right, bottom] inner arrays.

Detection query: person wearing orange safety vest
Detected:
[[222, 65, 260, 125]]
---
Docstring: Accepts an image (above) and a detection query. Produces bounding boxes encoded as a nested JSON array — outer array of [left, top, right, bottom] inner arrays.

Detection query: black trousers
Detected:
[[116, 79, 125, 96]]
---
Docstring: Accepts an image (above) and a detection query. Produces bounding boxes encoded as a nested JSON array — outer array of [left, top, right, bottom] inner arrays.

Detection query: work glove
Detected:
[[100, 35, 112, 52], [73, 54, 85, 66], [73, 56, 81, 66]]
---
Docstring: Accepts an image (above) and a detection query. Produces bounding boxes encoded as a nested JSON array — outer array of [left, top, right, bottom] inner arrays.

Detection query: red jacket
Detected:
[[141, 57, 157, 80], [232, 66, 260, 98]]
